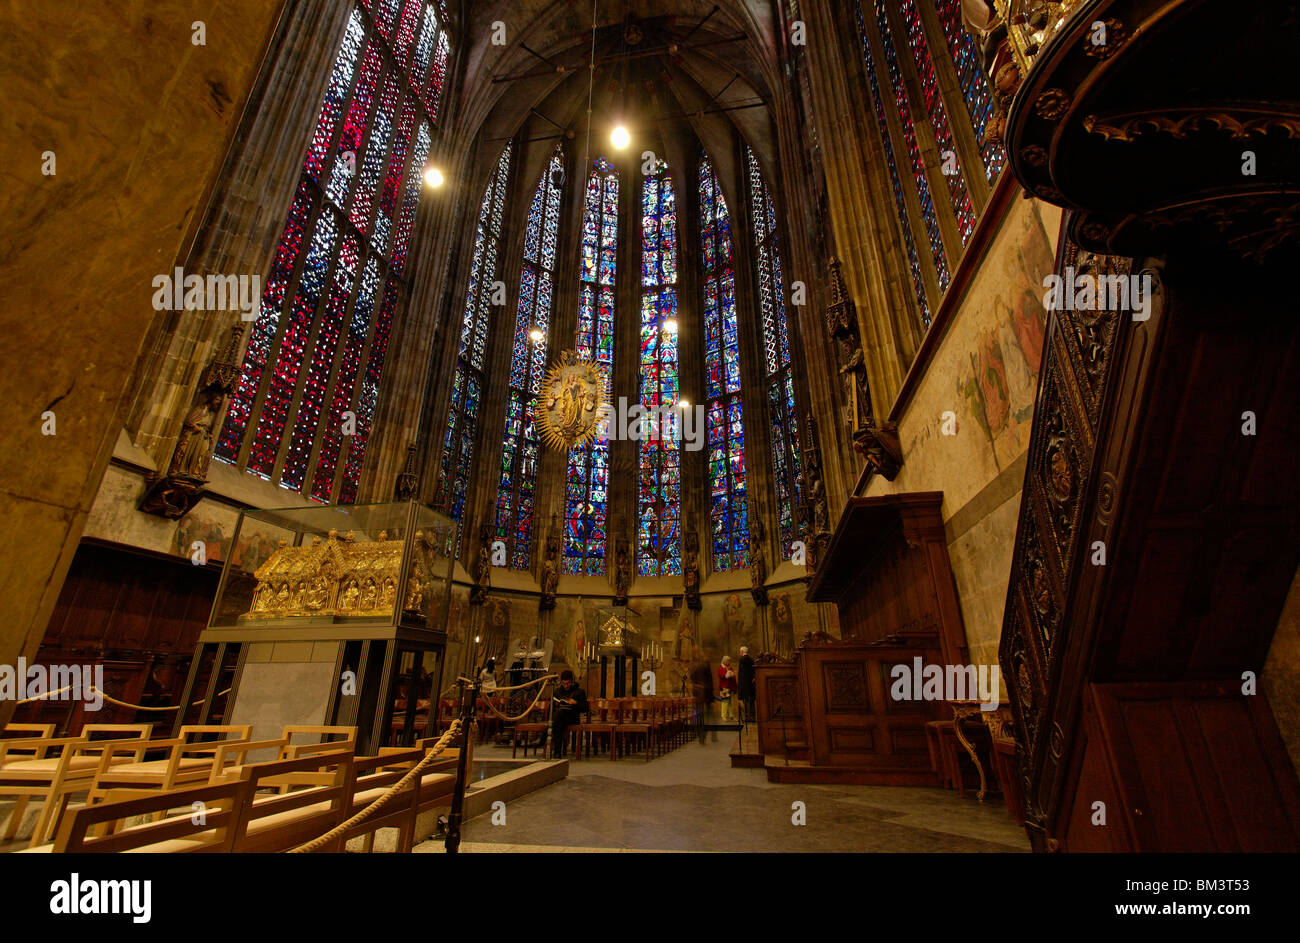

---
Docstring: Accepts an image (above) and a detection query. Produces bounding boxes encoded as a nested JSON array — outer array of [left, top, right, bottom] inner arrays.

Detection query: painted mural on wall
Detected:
[[170, 500, 285, 571], [956, 207, 1054, 470]]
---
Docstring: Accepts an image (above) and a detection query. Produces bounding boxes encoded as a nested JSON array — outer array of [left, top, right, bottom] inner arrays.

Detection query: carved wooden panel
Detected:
[[799, 641, 944, 775], [999, 224, 1136, 837]]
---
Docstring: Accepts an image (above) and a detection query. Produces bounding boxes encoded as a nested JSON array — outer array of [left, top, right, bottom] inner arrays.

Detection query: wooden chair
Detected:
[[2, 723, 56, 741], [228, 749, 355, 853], [615, 699, 653, 761], [339, 746, 459, 853], [41, 778, 251, 853], [85, 725, 253, 813], [0, 723, 155, 848], [512, 699, 550, 758], [278, 725, 358, 759], [574, 699, 618, 760]]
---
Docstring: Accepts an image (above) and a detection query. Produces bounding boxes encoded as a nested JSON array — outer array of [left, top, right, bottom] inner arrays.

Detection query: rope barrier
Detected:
[[477, 678, 555, 723], [15, 686, 232, 710], [288, 719, 464, 854]]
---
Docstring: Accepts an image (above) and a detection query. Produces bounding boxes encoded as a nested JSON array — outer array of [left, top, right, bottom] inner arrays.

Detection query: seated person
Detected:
[[550, 669, 588, 759]]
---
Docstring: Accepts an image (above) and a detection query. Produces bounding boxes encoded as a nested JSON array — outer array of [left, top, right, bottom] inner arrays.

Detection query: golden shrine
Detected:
[[239, 528, 435, 623]]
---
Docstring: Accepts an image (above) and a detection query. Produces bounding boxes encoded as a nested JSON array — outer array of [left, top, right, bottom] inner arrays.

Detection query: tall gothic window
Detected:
[[636, 159, 681, 577], [699, 155, 747, 573], [746, 146, 802, 558], [563, 157, 617, 575], [215, 0, 450, 503], [496, 146, 563, 569], [933, 0, 1005, 181], [853, 0, 1004, 328], [442, 143, 512, 523]]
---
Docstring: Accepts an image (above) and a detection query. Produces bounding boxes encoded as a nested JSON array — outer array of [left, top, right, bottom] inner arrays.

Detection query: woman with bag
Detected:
[[717, 655, 738, 722]]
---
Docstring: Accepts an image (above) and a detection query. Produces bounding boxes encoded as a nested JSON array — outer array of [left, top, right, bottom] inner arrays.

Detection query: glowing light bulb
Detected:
[[678, 400, 691, 410], [663, 318, 677, 334], [611, 125, 630, 149], [529, 326, 544, 343], [423, 166, 444, 188]]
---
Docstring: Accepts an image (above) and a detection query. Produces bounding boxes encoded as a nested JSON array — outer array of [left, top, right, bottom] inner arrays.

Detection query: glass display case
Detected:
[[205, 501, 456, 640]]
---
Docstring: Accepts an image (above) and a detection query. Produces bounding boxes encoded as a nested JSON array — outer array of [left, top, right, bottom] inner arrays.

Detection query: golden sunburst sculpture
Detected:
[[538, 349, 609, 452]]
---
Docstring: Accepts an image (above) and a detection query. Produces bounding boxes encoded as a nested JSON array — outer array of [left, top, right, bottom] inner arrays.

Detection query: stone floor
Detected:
[[416, 734, 1030, 853]]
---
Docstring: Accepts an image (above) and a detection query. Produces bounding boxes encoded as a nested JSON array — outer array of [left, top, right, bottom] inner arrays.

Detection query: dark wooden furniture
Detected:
[[755, 493, 963, 784], [998, 0, 1300, 853]]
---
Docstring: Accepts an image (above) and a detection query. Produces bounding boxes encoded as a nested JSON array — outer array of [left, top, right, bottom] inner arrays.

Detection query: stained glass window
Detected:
[[496, 146, 563, 570], [564, 157, 618, 576], [870, 0, 950, 299], [935, 0, 1005, 182], [442, 142, 513, 525], [746, 146, 802, 559], [636, 160, 681, 578], [898, 0, 976, 245], [215, 1, 451, 503], [699, 155, 747, 573], [854, 1, 931, 328]]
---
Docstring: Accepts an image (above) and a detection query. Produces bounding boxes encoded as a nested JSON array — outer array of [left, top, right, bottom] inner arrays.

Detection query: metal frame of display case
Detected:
[[173, 501, 456, 755]]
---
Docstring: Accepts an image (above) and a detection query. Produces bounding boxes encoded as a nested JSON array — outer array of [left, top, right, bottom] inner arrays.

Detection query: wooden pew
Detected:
[[23, 738, 462, 853], [39, 779, 251, 853], [227, 750, 355, 853], [0, 723, 156, 847]]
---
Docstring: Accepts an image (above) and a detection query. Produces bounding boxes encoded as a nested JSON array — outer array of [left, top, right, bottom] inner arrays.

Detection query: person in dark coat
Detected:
[[737, 646, 756, 725], [550, 669, 588, 758]]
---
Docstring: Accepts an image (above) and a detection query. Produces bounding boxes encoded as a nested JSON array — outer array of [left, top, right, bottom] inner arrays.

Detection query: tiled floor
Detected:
[[416, 735, 1030, 853]]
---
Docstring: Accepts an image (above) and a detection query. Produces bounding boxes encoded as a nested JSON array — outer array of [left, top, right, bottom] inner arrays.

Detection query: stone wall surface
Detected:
[[0, 1, 285, 706], [866, 198, 1063, 668]]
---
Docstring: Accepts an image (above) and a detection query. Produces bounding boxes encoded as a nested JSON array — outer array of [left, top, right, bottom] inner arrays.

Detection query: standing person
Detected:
[[690, 656, 715, 744], [717, 655, 737, 722], [550, 669, 588, 759], [737, 646, 756, 725], [479, 658, 498, 693]]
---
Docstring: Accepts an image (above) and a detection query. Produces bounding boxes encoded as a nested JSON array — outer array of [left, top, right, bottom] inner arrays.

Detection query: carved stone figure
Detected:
[[748, 511, 769, 606], [140, 323, 244, 519], [683, 531, 701, 611], [471, 523, 493, 605], [854, 421, 904, 481], [169, 390, 222, 480], [540, 512, 560, 611], [613, 539, 631, 604]]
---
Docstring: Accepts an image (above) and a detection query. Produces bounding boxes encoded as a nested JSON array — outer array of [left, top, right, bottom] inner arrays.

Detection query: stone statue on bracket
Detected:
[[470, 522, 493, 605], [854, 421, 904, 481], [613, 534, 631, 606], [825, 258, 874, 436], [539, 512, 560, 611], [748, 508, 769, 607], [394, 443, 419, 501], [140, 323, 244, 519], [683, 530, 702, 612], [800, 413, 833, 586]]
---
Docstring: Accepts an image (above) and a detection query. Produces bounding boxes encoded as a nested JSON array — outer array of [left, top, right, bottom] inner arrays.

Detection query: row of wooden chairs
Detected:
[[0, 722, 358, 848], [512, 697, 697, 762], [23, 737, 465, 854]]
